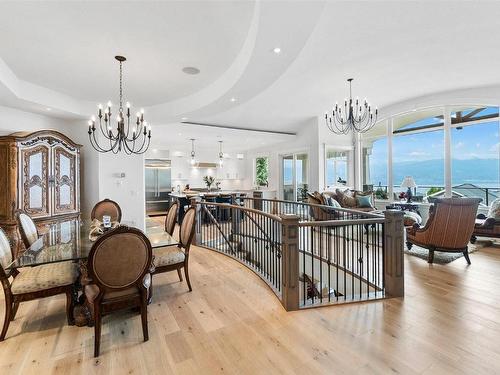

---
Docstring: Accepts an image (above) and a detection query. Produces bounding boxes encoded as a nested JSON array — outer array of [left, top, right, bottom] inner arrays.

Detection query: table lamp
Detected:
[[400, 176, 417, 203]]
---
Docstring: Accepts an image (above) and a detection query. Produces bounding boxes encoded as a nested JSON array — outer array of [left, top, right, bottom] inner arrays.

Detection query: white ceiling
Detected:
[[2, 1, 500, 139]]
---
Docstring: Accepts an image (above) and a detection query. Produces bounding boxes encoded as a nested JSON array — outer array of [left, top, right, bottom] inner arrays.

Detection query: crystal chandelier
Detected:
[[87, 56, 151, 154], [325, 78, 378, 134]]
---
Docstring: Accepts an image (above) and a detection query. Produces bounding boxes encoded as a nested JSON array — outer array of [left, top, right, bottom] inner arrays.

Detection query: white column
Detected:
[[353, 131, 362, 190], [444, 105, 452, 197], [388, 118, 394, 202]]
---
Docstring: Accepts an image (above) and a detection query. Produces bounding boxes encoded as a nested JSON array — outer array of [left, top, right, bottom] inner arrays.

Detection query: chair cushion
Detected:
[[154, 246, 185, 267], [11, 261, 78, 295], [84, 274, 151, 302]]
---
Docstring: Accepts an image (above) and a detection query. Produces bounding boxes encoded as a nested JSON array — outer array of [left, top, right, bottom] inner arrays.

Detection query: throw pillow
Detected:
[[356, 195, 372, 208], [487, 198, 500, 220], [325, 196, 341, 208], [335, 189, 357, 208], [312, 191, 326, 205]]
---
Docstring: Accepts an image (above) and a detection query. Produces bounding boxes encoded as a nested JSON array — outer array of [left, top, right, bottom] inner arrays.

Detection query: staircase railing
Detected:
[[191, 197, 404, 311]]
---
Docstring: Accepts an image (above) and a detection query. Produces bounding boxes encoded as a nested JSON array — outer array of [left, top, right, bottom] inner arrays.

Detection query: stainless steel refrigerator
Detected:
[[145, 159, 171, 215]]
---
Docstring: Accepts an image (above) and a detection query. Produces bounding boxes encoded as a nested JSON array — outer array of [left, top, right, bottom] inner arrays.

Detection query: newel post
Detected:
[[280, 214, 300, 311], [190, 197, 202, 245], [383, 210, 405, 298]]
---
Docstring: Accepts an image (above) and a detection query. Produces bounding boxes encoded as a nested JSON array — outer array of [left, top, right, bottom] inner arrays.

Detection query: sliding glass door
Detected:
[[282, 153, 308, 201]]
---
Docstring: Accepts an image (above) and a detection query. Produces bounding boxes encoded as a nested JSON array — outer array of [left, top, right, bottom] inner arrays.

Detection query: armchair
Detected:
[[406, 198, 481, 264]]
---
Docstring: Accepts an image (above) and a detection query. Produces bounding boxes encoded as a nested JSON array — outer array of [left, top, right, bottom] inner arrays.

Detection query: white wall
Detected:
[[0, 105, 70, 135], [244, 116, 353, 197], [97, 152, 145, 229]]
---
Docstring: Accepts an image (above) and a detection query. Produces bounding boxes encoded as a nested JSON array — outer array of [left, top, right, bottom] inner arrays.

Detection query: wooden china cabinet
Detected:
[[0, 130, 81, 255]]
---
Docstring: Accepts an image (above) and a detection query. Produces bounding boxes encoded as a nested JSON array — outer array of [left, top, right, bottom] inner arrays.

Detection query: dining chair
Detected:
[[84, 225, 153, 357], [152, 206, 196, 291], [15, 210, 40, 249], [91, 198, 122, 223], [164, 202, 178, 236], [0, 227, 78, 341]]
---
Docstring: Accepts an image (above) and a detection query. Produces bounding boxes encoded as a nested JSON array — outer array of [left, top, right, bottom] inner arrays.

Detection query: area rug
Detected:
[[404, 244, 479, 264]]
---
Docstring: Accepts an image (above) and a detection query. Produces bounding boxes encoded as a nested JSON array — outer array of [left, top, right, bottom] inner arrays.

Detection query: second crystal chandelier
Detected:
[[325, 78, 378, 134]]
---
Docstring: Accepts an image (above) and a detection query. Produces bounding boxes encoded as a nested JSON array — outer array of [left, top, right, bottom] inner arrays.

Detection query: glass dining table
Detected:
[[7, 218, 178, 270]]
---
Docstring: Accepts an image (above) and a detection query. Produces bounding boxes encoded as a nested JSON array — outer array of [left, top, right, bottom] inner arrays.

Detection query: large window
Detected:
[[325, 149, 348, 188], [392, 129, 444, 200], [362, 122, 388, 199], [361, 106, 500, 206], [451, 118, 500, 205]]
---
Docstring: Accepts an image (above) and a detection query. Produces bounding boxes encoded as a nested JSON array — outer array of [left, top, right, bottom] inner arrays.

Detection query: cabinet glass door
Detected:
[[22, 145, 49, 216], [53, 147, 76, 214]]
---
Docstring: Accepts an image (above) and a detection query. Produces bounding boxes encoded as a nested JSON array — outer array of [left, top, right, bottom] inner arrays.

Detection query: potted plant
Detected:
[[203, 175, 215, 191]]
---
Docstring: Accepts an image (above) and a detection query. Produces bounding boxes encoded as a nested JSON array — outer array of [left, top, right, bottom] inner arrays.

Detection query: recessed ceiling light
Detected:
[[178, 133, 182, 136], [181, 117, 188, 121], [230, 97, 237, 102], [273, 47, 281, 54], [46, 107, 52, 111], [182, 67, 200, 75]]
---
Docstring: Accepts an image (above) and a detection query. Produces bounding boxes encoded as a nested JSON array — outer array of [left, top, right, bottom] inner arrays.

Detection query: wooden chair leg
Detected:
[[176, 268, 183, 282], [141, 295, 149, 342], [184, 263, 192, 292], [463, 248, 471, 265], [93, 306, 102, 357], [10, 302, 19, 321], [428, 249, 435, 264], [65, 289, 75, 325], [1, 293, 12, 341]]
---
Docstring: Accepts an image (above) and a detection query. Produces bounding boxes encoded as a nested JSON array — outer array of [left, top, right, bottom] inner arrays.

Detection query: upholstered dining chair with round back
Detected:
[[84, 225, 153, 357], [152, 206, 196, 292], [15, 210, 40, 249], [164, 201, 178, 236], [0, 227, 79, 341], [91, 198, 122, 223]]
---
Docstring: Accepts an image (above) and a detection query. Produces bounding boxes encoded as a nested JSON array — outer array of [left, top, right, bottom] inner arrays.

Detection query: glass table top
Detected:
[[7, 219, 178, 270]]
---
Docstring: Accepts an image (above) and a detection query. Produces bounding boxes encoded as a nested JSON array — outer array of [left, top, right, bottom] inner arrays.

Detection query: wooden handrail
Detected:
[[298, 218, 385, 227], [236, 196, 384, 219], [197, 201, 283, 222]]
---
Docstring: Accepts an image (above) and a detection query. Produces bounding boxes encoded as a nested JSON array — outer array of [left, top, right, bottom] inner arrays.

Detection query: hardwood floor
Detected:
[[1, 239, 500, 374]]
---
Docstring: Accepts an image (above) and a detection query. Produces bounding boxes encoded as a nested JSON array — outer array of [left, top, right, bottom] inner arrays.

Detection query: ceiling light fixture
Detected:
[[273, 47, 281, 54], [181, 117, 188, 121], [325, 78, 378, 134], [190, 138, 196, 166], [218, 140, 224, 167], [87, 56, 151, 154], [230, 97, 237, 102], [46, 107, 52, 111]]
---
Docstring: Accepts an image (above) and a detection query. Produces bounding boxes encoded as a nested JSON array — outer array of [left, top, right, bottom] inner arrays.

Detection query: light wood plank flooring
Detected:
[[1, 240, 500, 374]]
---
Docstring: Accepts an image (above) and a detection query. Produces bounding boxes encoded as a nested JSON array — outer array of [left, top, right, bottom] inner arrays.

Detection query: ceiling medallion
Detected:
[[325, 78, 378, 134], [87, 56, 151, 154]]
